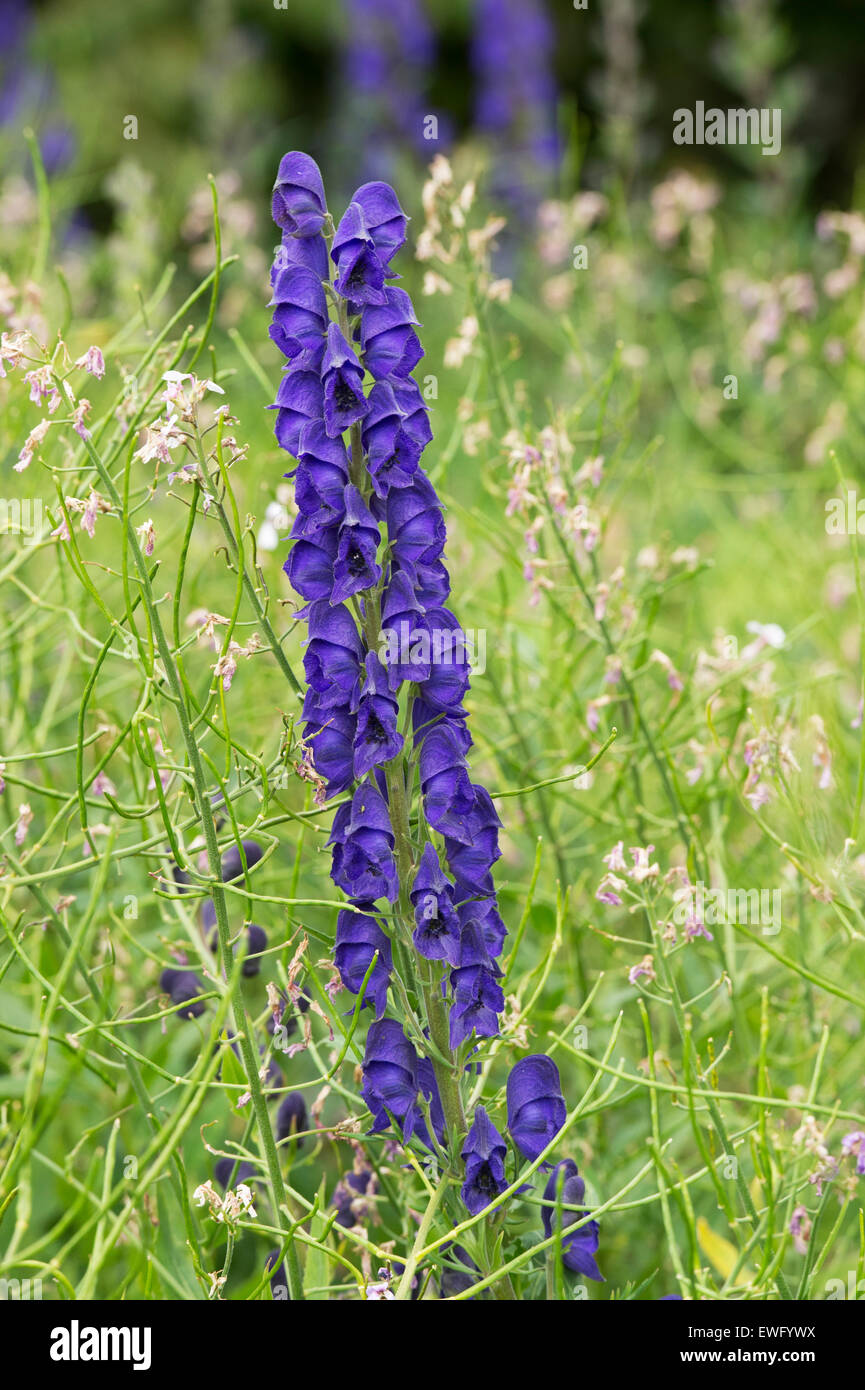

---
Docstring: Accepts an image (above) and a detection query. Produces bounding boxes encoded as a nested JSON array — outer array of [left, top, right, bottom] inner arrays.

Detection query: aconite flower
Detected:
[[541, 1159, 603, 1281], [276, 1092, 308, 1146], [334, 905, 393, 1017], [506, 1054, 567, 1162], [460, 1106, 508, 1215], [159, 968, 206, 1020]]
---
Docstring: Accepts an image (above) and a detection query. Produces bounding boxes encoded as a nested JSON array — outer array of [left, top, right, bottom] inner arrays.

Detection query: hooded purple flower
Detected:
[[269, 265, 328, 370], [203, 908, 267, 978], [416, 607, 471, 713], [214, 1157, 257, 1190], [276, 1091, 308, 1146], [220, 839, 264, 881], [303, 600, 365, 711], [332, 484, 382, 604], [273, 368, 325, 459], [353, 651, 403, 778], [284, 510, 339, 601], [410, 842, 461, 964], [361, 1018, 422, 1138], [329, 781, 399, 903], [449, 961, 504, 1049], [418, 722, 477, 842], [360, 287, 423, 380], [272, 228, 329, 282], [460, 1106, 507, 1215], [383, 469, 445, 563], [293, 421, 350, 529], [541, 1159, 603, 1281], [322, 323, 370, 437], [458, 895, 507, 961], [507, 1054, 567, 1163], [443, 785, 502, 896], [378, 570, 431, 686], [334, 904, 392, 1017], [272, 151, 327, 237], [351, 181, 409, 267], [361, 381, 424, 496], [331, 200, 389, 307], [160, 968, 205, 1020], [303, 701, 356, 793]]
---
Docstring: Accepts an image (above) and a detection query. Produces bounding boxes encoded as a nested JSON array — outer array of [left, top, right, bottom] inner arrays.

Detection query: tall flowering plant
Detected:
[[267, 152, 600, 1295]]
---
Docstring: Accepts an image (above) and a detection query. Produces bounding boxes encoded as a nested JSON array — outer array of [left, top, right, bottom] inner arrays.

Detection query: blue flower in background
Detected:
[[541, 1159, 604, 1281]]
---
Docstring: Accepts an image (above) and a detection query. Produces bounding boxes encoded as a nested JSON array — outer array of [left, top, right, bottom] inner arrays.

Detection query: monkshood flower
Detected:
[[322, 325, 370, 436], [334, 904, 393, 1016], [269, 152, 509, 1138], [202, 903, 268, 978], [331, 485, 382, 603], [507, 1054, 567, 1162], [541, 1160, 603, 1281], [461, 1106, 508, 1215], [160, 967, 206, 1020], [410, 841, 461, 965], [353, 652, 403, 778], [271, 152, 327, 238], [214, 1157, 257, 1190], [332, 1165, 375, 1228], [276, 1091, 308, 1146], [329, 782, 399, 903]]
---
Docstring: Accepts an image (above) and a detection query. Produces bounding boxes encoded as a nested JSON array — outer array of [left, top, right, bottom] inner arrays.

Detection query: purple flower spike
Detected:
[[334, 904, 392, 1017], [353, 651, 403, 778], [541, 1159, 603, 1281], [460, 1106, 508, 1215], [272, 152, 327, 237], [507, 1054, 567, 1163], [410, 841, 461, 965], [322, 323, 370, 437], [331, 484, 382, 604]]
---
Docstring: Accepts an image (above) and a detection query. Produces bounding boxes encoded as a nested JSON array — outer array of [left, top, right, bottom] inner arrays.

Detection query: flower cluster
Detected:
[[269, 151, 508, 1072]]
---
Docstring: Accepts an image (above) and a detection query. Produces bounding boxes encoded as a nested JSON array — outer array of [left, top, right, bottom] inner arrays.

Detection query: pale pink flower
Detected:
[[75, 345, 105, 379], [15, 802, 33, 846], [628, 955, 655, 985], [16, 417, 50, 471]]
